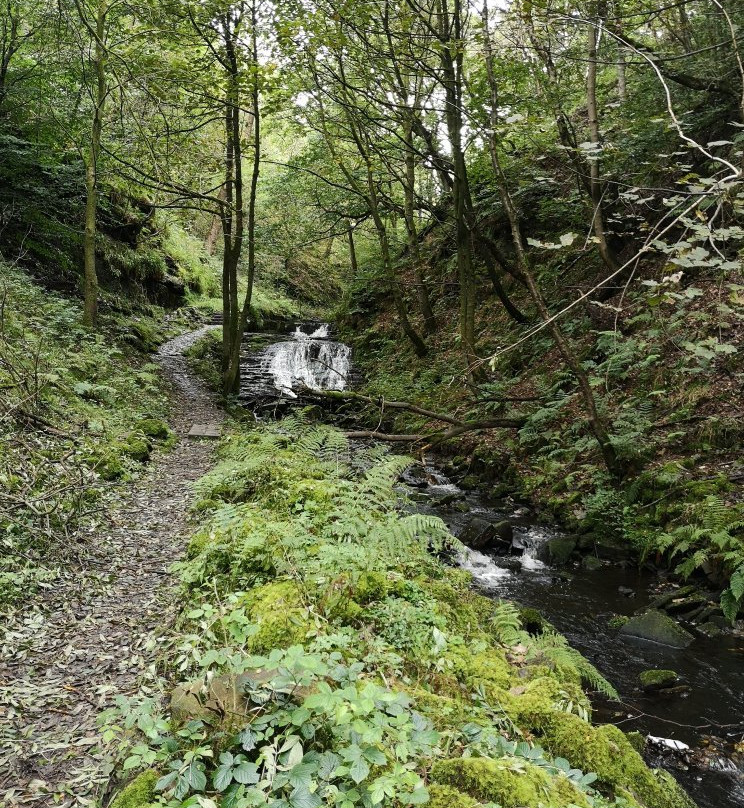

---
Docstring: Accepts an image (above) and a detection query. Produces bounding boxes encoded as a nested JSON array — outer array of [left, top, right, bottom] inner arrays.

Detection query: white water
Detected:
[[262, 324, 351, 398]]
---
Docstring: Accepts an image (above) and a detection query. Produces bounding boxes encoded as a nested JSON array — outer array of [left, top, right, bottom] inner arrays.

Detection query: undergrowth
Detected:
[[101, 413, 695, 808], [0, 264, 176, 607]]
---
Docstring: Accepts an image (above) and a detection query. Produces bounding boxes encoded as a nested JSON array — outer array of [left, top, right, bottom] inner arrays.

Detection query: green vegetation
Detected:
[[0, 264, 178, 606], [101, 416, 692, 808]]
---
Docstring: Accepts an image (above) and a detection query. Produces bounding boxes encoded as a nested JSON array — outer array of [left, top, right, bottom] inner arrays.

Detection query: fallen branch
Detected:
[[298, 387, 472, 426], [346, 417, 526, 447]]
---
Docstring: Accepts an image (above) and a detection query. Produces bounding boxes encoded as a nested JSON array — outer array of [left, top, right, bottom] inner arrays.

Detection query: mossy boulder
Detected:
[[506, 676, 590, 732], [547, 536, 577, 565], [109, 769, 159, 808], [639, 669, 678, 691], [239, 580, 311, 653], [427, 784, 481, 808], [119, 435, 152, 462], [619, 611, 694, 648], [135, 417, 171, 440], [543, 712, 697, 808], [445, 648, 513, 695], [431, 756, 590, 807]]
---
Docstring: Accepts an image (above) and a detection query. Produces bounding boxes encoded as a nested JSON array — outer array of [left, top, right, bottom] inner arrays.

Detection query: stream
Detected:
[[238, 320, 744, 808]]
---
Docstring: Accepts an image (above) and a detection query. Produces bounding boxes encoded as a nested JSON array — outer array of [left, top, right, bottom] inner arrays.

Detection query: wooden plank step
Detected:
[[187, 424, 222, 438]]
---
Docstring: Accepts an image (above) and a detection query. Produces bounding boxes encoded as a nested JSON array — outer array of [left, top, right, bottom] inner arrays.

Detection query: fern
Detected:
[[528, 632, 619, 701], [490, 602, 523, 646]]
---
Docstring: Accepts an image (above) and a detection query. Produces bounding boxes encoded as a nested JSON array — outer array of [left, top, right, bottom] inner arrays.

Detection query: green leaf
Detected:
[[288, 762, 316, 788], [239, 728, 258, 751], [721, 588, 740, 624], [234, 762, 261, 785], [289, 787, 323, 808], [349, 757, 370, 784], [407, 787, 430, 805], [730, 568, 744, 601], [155, 771, 179, 792], [214, 765, 234, 792], [185, 761, 207, 791]]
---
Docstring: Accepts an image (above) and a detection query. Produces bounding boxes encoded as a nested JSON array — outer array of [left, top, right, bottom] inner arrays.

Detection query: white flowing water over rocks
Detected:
[[240, 322, 351, 402], [263, 324, 351, 397]]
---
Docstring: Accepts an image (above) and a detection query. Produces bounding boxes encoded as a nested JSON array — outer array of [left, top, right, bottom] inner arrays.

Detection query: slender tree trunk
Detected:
[[224, 5, 260, 395], [82, 0, 106, 327], [347, 226, 358, 274], [438, 0, 480, 377], [586, 4, 620, 279], [403, 120, 436, 333]]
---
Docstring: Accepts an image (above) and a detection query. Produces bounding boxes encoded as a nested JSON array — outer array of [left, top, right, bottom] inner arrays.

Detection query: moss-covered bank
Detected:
[[103, 414, 696, 808]]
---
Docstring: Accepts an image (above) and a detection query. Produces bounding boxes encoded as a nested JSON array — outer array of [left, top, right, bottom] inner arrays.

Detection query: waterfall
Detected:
[[261, 324, 351, 398]]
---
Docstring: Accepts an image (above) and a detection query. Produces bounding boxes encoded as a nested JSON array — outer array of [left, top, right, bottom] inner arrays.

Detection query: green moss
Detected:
[[119, 435, 152, 462], [352, 570, 392, 604], [445, 648, 513, 695], [135, 417, 171, 440], [431, 756, 590, 807], [239, 580, 311, 653], [427, 784, 481, 808], [543, 712, 696, 808], [639, 669, 677, 690], [109, 769, 159, 808], [506, 676, 589, 732], [408, 687, 480, 732]]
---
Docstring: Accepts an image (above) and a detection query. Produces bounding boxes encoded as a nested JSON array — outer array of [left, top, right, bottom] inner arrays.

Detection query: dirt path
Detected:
[[0, 327, 222, 807]]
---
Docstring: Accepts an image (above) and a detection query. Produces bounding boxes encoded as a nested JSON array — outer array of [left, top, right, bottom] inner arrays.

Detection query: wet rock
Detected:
[[436, 492, 463, 507], [646, 584, 698, 612], [459, 516, 513, 551], [619, 610, 695, 648], [459, 474, 480, 491], [546, 536, 576, 565], [582, 555, 603, 571], [698, 621, 723, 638], [408, 491, 431, 503], [453, 501, 471, 514], [639, 669, 678, 692], [399, 466, 428, 488], [665, 594, 707, 616], [618, 586, 636, 597], [593, 536, 631, 562]]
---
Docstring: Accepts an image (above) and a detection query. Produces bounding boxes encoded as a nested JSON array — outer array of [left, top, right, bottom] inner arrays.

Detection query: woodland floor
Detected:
[[0, 327, 222, 807]]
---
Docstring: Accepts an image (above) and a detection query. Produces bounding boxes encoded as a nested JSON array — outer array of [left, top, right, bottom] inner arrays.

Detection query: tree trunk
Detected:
[[438, 0, 480, 377], [403, 119, 436, 333], [82, 1, 106, 328], [586, 4, 621, 279], [224, 5, 260, 395], [347, 226, 358, 274]]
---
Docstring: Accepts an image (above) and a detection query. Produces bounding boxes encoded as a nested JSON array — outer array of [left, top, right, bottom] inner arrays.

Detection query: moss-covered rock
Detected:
[[506, 676, 590, 732], [119, 435, 152, 462], [135, 417, 171, 440], [427, 784, 481, 808], [547, 536, 577, 565], [431, 756, 590, 807], [239, 580, 311, 652], [639, 669, 678, 691], [109, 769, 159, 808], [543, 711, 696, 808], [619, 611, 694, 648]]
